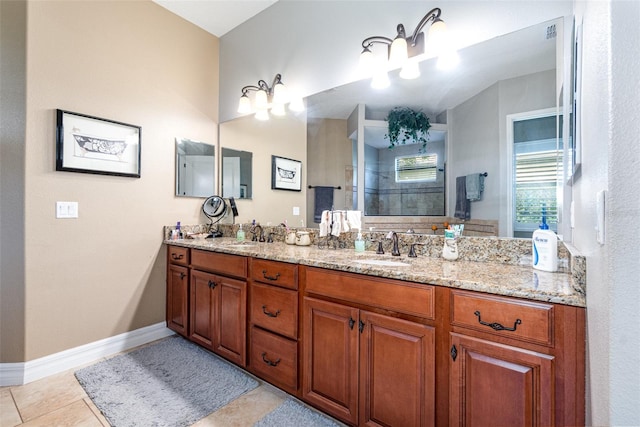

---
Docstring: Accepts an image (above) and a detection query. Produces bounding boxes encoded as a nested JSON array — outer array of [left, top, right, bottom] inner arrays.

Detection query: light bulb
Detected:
[[437, 49, 459, 70], [399, 59, 420, 79], [271, 102, 286, 116], [371, 66, 390, 89], [237, 95, 251, 114], [255, 109, 269, 121], [254, 89, 268, 110], [388, 36, 408, 69], [428, 18, 448, 45], [272, 82, 288, 104], [288, 95, 305, 112], [359, 48, 374, 76]]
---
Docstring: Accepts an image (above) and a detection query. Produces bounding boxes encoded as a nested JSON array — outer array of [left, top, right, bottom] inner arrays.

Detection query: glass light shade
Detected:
[[359, 48, 374, 75], [428, 18, 448, 46], [255, 109, 269, 121], [399, 59, 420, 80], [288, 95, 305, 112], [254, 89, 268, 110], [272, 82, 288, 104], [237, 95, 251, 114], [388, 36, 408, 69], [371, 66, 390, 89], [271, 102, 286, 116]]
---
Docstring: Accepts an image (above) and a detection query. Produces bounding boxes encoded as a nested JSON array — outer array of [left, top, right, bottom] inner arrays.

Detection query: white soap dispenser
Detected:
[[236, 224, 245, 242], [355, 230, 365, 252]]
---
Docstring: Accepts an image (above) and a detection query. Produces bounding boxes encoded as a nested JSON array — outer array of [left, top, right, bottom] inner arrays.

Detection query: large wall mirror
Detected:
[[175, 138, 215, 197], [306, 17, 570, 238], [221, 147, 253, 199]]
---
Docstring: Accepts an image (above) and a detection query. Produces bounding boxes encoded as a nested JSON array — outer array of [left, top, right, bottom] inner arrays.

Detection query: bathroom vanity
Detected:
[[165, 237, 585, 426]]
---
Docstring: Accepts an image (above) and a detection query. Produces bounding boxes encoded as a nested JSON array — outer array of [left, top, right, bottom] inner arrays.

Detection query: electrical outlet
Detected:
[[56, 201, 79, 219], [292, 206, 300, 216]]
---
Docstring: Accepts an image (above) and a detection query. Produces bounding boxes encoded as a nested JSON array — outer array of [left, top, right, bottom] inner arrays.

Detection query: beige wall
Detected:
[[0, 0, 27, 363], [219, 114, 307, 226], [306, 118, 352, 227], [5, 0, 220, 361]]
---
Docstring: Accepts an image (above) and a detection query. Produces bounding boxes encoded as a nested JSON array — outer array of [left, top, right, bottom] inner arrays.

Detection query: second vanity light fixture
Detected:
[[237, 74, 304, 120], [359, 7, 458, 89]]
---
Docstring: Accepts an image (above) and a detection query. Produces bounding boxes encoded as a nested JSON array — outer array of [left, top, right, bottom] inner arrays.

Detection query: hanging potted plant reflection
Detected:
[[385, 106, 431, 152]]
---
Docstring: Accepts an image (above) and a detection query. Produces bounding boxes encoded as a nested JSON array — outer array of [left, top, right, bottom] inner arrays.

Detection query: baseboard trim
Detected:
[[0, 322, 175, 386]]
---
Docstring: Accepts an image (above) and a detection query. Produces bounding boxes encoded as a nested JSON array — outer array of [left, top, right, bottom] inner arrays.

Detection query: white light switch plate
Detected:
[[56, 201, 78, 218], [292, 206, 300, 216]]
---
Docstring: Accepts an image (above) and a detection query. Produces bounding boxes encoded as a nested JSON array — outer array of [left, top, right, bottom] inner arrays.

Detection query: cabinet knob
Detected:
[[179, 272, 186, 280], [208, 280, 218, 289]]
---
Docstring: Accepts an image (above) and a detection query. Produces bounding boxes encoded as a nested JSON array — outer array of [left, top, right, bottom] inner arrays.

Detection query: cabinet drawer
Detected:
[[250, 326, 297, 393], [250, 282, 298, 339], [167, 246, 189, 266], [251, 259, 298, 290], [451, 290, 554, 347], [304, 267, 434, 320], [191, 250, 247, 278]]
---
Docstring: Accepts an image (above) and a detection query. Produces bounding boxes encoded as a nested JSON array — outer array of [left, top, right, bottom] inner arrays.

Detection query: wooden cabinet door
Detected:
[[359, 311, 436, 427], [449, 333, 554, 427], [215, 275, 247, 366], [302, 297, 359, 425], [167, 264, 189, 336], [189, 270, 217, 349]]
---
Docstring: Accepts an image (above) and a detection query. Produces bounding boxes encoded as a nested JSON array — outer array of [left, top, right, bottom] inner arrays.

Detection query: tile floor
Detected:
[[0, 340, 334, 427]]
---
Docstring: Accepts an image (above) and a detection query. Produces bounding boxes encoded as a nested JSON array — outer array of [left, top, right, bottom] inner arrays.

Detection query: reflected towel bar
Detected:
[[308, 185, 342, 189]]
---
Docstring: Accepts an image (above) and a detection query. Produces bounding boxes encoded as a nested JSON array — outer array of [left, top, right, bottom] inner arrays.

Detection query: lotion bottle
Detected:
[[532, 216, 558, 272], [442, 229, 459, 260]]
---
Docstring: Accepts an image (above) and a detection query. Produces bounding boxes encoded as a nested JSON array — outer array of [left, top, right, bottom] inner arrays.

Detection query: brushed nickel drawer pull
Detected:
[[474, 310, 522, 332], [261, 352, 281, 367], [262, 305, 281, 318], [262, 270, 281, 281]]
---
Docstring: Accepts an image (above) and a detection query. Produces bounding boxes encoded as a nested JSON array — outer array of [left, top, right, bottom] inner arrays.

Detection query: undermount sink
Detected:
[[353, 259, 410, 267]]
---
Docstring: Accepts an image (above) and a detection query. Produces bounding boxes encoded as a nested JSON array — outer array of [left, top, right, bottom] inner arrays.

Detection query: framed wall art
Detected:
[[271, 155, 302, 191], [56, 109, 141, 178]]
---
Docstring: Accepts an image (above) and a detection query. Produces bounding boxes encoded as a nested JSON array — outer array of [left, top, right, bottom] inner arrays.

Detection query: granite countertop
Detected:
[[165, 237, 586, 308]]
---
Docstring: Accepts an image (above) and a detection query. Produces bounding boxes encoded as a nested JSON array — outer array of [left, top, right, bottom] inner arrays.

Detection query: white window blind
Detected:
[[395, 154, 437, 182], [514, 149, 561, 230]]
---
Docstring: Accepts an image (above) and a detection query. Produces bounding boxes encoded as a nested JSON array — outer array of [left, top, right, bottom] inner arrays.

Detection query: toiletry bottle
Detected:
[[532, 219, 557, 272], [355, 231, 365, 252], [442, 229, 459, 260], [236, 224, 245, 242], [172, 221, 182, 240]]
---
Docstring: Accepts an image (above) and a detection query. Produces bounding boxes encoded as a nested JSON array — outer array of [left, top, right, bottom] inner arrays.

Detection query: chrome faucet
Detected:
[[386, 231, 401, 256]]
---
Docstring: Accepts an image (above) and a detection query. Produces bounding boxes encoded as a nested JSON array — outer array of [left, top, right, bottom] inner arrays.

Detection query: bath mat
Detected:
[[75, 336, 258, 427], [254, 398, 343, 427]]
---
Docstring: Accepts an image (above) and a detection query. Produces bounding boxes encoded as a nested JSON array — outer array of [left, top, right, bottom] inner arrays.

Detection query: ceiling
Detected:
[[153, 0, 278, 37]]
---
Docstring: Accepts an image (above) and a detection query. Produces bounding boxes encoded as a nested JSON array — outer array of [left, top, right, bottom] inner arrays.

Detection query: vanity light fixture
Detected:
[[237, 74, 304, 120], [359, 7, 458, 87]]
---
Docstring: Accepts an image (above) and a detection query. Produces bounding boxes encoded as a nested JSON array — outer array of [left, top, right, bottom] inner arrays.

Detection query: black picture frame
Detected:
[[271, 155, 302, 191], [56, 109, 141, 178]]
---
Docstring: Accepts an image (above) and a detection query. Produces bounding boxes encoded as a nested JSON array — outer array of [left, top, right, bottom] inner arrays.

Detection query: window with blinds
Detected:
[[395, 154, 437, 182], [514, 146, 562, 232]]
